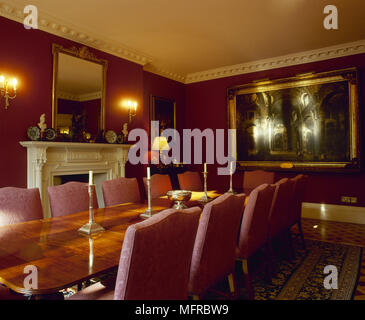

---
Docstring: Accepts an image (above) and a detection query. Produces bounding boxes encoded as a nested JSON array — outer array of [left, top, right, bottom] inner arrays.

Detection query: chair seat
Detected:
[[68, 282, 114, 300]]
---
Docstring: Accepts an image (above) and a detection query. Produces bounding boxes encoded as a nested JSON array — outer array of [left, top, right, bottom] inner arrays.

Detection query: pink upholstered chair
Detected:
[[243, 170, 275, 195], [0, 187, 43, 226], [287, 174, 309, 249], [48, 182, 98, 217], [68, 206, 202, 300], [0, 187, 43, 300], [102, 177, 140, 207], [267, 178, 295, 269], [188, 193, 246, 299], [177, 171, 203, 191], [143, 174, 172, 199], [236, 183, 276, 300]]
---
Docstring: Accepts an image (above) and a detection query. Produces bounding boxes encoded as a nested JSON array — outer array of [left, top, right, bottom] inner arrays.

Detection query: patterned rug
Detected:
[[207, 238, 362, 300]]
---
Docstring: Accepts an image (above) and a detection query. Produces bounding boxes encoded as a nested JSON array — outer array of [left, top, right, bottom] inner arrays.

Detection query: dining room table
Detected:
[[0, 191, 223, 300]]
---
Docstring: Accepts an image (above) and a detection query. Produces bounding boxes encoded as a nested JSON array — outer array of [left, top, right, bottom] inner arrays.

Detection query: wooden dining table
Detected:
[[0, 191, 222, 299]]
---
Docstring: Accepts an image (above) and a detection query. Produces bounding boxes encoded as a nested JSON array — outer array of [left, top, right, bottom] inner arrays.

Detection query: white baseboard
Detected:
[[302, 202, 365, 225]]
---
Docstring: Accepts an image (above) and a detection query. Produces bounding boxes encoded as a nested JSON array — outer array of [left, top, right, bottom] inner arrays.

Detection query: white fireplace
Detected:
[[20, 141, 131, 218]]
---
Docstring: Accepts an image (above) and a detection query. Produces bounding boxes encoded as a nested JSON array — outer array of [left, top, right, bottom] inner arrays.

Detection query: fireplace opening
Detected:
[[53, 173, 107, 208]]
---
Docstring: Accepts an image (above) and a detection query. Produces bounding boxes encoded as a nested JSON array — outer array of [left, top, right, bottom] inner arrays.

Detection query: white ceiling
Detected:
[[2, 0, 365, 82]]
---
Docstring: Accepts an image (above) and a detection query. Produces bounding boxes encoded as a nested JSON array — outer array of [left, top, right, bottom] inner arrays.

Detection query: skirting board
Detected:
[[302, 202, 365, 225]]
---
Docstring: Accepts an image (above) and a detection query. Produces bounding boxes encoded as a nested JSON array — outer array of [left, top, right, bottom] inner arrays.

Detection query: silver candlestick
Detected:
[[200, 171, 212, 203], [140, 178, 156, 219], [78, 184, 105, 235], [226, 172, 236, 194]]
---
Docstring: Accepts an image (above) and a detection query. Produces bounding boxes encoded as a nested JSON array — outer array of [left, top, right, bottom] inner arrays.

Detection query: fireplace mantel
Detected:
[[20, 141, 131, 218]]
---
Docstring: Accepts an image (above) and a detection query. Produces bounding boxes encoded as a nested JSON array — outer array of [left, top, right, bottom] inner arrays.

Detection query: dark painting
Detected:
[[150, 96, 176, 134], [228, 68, 360, 171]]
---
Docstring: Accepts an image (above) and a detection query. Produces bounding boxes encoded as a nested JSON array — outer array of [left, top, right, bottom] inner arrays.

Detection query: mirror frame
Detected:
[[52, 43, 108, 132]]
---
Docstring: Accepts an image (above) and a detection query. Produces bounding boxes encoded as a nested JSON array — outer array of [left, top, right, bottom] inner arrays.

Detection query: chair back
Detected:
[[48, 182, 98, 217], [288, 174, 308, 227], [237, 183, 276, 259], [177, 171, 203, 191], [114, 207, 201, 300], [143, 174, 172, 199], [188, 193, 245, 295], [268, 178, 295, 239], [0, 187, 43, 226], [243, 170, 275, 194], [102, 177, 140, 207]]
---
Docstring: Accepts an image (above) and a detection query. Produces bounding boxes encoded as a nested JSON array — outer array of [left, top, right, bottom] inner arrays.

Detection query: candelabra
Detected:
[[78, 184, 105, 235], [200, 171, 212, 203], [0, 76, 17, 110], [127, 100, 137, 123], [140, 178, 156, 219]]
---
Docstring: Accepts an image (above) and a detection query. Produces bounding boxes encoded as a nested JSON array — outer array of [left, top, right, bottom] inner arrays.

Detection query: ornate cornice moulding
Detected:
[[57, 91, 102, 102], [1, 1, 365, 84], [0, 2, 153, 66], [184, 39, 365, 84]]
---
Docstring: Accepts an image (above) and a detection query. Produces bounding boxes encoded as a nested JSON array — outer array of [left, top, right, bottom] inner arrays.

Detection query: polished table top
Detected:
[[0, 191, 222, 296], [0, 202, 168, 295]]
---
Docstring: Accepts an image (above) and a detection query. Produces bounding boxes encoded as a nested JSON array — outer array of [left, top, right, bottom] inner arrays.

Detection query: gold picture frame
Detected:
[[227, 68, 360, 171], [51, 43, 108, 133], [150, 95, 176, 133]]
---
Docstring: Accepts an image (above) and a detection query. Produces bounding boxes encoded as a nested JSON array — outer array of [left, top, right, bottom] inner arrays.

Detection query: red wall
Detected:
[[185, 54, 365, 206], [0, 16, 185, 190]]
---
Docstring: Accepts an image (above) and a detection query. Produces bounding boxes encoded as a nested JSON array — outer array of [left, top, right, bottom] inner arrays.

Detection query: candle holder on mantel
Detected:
[[78, 184, 105, 235], [140, 178, 157, 219], [200, 171, 212, 203]]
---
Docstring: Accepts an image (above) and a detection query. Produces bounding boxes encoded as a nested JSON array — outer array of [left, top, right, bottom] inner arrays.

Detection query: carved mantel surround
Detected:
[[20, 141, 131, 218]]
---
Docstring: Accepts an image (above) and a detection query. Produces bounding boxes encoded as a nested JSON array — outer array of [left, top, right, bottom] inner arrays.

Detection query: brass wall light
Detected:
[[0, 75, 17, 109]]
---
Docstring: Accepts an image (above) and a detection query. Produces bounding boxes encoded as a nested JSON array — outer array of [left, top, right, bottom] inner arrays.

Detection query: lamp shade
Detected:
[[152, 136, 170, 151]]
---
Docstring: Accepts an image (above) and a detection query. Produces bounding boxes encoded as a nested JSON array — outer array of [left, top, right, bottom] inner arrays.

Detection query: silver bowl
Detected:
[[166, 190, 192, 209]]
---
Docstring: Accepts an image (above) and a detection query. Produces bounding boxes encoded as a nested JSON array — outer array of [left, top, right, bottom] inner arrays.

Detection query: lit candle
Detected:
[[12, 78, 17, 91], [230, 161, 233, 175], [0, 75, 4, 89], [133, 102, 137, 112], [89, 170, 93, 185], [147, 167, 150, 179], [204, 163, 207, 173]]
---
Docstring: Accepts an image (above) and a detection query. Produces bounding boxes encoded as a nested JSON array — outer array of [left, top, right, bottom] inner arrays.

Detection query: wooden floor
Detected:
[[297, 218, 365, 300]]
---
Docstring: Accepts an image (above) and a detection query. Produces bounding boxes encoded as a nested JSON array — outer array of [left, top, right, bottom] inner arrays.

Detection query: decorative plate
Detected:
[[45, 128, 57, 141], [105, 130, 117, 144], [27, 126, 40, 141]]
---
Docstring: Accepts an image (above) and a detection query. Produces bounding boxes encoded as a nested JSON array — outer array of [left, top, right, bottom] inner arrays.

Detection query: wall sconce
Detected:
[[0, 75, 17, 110], [127, 100, 137, 123]]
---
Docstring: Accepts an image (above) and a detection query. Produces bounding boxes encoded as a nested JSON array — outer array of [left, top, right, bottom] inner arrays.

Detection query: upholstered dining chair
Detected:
[[267, 178, 295, 270], [243, 170, 275, 195], [0, 186, 43, 300], [143, 173, 172, 199], [102, 177, 140, 207], [177, 171, 203, 191], [188, 193, 246, 299], [236, 183, 276, 300], [48, 182, 98, 217], [0, 187, 43, 226], [287, 174, 309, 250], [68, 206, 202, 300]]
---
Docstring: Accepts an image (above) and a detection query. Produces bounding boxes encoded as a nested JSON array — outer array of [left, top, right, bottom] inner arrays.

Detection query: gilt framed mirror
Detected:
[[52, 44, 108, 140]]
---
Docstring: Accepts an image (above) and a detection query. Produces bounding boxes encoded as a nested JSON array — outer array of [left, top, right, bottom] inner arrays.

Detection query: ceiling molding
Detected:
[[58, 91, 102, 102], [0, 1, 153, 66], [184, 39, 365, 84], [143, 64, 186, 83], [1, 1, 365, 85]]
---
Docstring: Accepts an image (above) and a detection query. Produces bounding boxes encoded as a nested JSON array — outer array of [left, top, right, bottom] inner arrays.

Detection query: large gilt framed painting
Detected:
[[227, 68, 360, 171]]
